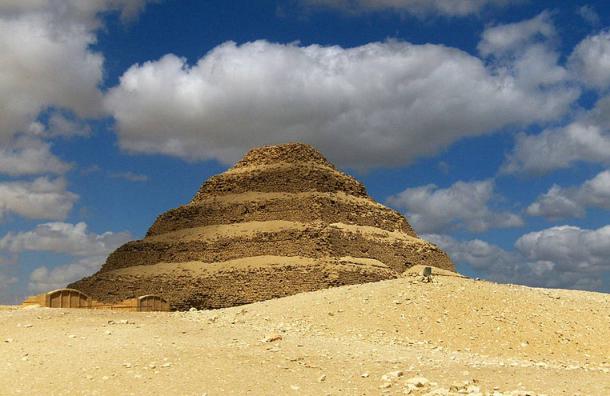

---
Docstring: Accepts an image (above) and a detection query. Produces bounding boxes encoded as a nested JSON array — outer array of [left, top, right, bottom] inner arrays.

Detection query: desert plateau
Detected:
[[2, 268, 609, 395]]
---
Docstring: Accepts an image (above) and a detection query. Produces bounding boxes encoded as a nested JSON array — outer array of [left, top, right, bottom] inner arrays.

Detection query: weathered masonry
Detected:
[[22, 289, 170, 312]]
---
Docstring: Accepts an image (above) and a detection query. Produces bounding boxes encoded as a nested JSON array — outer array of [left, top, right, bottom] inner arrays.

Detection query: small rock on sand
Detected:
[[261, 334, 282, 343], [406, 376, 429, 387], [381, 370, 403, 381]]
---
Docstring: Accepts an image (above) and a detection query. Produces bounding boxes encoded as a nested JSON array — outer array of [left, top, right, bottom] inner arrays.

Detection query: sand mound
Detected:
[[3, 276, 608, 395], [69, 143, 454, 309]]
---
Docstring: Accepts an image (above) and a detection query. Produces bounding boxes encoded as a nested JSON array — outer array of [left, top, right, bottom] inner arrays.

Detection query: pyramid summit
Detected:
[[69, 143, 454, 310]]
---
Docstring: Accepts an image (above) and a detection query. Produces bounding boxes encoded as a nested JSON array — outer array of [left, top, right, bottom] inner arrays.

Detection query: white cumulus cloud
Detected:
[[46, 112, 92, 138], [478, 11, 556, 57], [0, 222, 131, 257], [0, 221, 131, 295], [427, 225, 610, 291], [503, 95, 610, 174], [569, 30, 610, 91], [387, 179, 523, 233], [515, 225, 610, 277], [503, 123, 610, 175], [478, 12, 571, 94], [25, 222, 131, 293], [0, 0, 153, 143], [105, 38, 577, 169], [28, 256, 106, 294], [527, 169, 610, 219], [425, 233, 517, 273], [0, 12, 101, 142], [0, 137, 72, 176], [301, 0, 514, 16], [0, 178, 78, 222], [526, 186, 585, 220]]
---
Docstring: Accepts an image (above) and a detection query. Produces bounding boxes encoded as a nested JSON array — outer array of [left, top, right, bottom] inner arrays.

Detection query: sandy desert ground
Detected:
[[1, 271, 609, 395]]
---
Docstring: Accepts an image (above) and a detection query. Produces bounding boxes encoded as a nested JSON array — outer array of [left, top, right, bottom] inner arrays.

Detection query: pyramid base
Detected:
[[68, 256, 399, 310]]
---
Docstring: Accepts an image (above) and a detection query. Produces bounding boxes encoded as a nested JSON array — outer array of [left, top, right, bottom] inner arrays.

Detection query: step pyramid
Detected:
[[69, 143, 454, 310]]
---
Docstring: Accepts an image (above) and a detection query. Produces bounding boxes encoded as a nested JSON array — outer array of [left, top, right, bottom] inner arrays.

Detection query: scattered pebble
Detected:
[[261, 334, 282, 343], [108, 320, 134, 325], [381, 370, 403, 381], [405, 376, 429, 387]]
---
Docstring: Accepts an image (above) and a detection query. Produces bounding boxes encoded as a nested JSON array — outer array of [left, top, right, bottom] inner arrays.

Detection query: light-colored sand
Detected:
[[1, 276, 609, 395]]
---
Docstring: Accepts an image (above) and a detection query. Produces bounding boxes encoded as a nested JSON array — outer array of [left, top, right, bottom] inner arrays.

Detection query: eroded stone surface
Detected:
[[69, 143, 454, 309]]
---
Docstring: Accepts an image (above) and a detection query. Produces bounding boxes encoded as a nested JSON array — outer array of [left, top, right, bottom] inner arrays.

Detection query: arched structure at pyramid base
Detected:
[[21, 289, 170, 312]]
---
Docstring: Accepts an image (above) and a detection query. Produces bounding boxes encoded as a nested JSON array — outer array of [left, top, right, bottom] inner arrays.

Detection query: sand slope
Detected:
[[1, 276, 609, 395]]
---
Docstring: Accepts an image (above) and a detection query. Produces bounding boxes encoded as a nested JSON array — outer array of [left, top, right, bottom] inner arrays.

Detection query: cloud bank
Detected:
[[427, 224, 610, 291], [105, 37, 576, 169], [569, 30, 610, 91], [504, 30, 610, 175], [387, 179, 523, 233], [0, 0, 153, 174], [0, 221, 131, 294], [0, 138, 72, 176], [0, 178, 78, 222], [527, 170, 610, 220], [301, 0, 513, 17], [0, 222, 130, 257], [503, 95, 610, 174]]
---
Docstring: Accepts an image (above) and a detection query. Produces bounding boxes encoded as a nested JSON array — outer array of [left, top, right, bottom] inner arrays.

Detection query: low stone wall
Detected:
[[21, 290, 170, 312]]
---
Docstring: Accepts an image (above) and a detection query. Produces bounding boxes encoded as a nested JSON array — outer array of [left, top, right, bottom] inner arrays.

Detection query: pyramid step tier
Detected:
[[68, 256, 397, 310], [100, 221, 452, 274], [191, 162, 367, 200], [147, 192, 416, 237]]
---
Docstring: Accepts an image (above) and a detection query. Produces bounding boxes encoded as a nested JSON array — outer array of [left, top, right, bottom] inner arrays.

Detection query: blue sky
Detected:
[[1, 0, 610, 303]]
